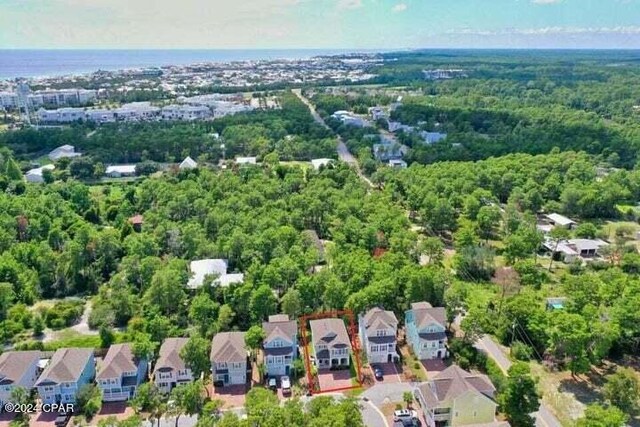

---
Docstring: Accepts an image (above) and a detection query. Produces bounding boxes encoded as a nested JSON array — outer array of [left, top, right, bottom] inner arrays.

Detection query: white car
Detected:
[[393, 409, 418, 422], [281, 375, 292, 395]]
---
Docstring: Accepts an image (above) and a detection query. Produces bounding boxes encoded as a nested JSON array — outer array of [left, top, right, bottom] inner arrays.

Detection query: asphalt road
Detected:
[[475, 334, 562, 427], [292, 89, 374, 188]]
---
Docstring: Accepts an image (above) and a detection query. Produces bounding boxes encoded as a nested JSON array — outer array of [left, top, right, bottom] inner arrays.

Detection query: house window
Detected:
[[371, 345, 378, 352], [375, 330, 386, 337], [272, 340, 283, 348]]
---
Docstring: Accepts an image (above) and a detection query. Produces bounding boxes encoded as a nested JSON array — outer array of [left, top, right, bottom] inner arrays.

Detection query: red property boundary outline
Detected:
[[299, 309, 363, 395]]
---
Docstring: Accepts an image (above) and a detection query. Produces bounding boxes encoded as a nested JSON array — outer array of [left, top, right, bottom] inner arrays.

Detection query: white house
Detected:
[[0, 351, 42, 408], [179, 156, 198, 170], [210, 332, 248, 386], [96, 343, 148, 402], [235, 157, 257, 165], [25, 164, 55, 183], [545, 213, 577, 230], [187, 259, 244, 289], [310, 318, 352, 370], [263, 315, 298, 377], [405, 302, 448, 360], [358, 308, 398, 364], [105, 164, 137, 178], [154, 338, 193, 394], [388, 159, 408, 169], [35, 348, 95, 405], [48, 145, 81, 161]]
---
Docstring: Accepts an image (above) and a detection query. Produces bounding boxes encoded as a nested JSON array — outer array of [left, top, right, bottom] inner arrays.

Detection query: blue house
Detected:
[[35, 348, 95, 405], [262, 314, 298, 377], [405, 302, 448, 360]]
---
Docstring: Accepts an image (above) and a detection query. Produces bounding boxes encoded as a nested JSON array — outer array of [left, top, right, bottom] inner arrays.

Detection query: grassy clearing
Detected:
[[43, 329, 124, 350]]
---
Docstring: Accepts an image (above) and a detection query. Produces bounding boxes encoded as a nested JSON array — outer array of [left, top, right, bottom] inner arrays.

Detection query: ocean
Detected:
[[0, 49, 366, 79]]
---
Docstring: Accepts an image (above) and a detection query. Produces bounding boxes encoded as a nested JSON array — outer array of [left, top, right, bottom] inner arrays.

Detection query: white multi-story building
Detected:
[[210, 332, 248, 387], [358, 307, 398, 364], [96, 344, 148, 402], [310, 318, 352, 369], [154, 338, 193, 394], [162, 104, 212, 121]]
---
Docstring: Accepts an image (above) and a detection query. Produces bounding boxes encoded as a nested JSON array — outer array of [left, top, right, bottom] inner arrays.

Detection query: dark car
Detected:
[[373, 366, 384, 380], [54, 413, 71, 427], [268, 377, 277, 392]]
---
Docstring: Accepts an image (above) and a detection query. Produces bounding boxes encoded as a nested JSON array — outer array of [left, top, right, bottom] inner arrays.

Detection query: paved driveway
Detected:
[[370, 363, 402, 384], [317, 369, 353, 392], [209, 384, 248, 409]]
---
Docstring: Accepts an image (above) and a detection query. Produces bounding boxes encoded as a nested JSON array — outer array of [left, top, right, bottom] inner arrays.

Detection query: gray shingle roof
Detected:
[[417, 365, 496, 407], [155, 338, 189, 372], [410, 302, 446, 329], [310, 318, 351, 350], [210, 332, 246, 364], [263, 314, 297, 345], [0, 351, 41, 385], [96, 343, 138, 380], [361, 307, 398, 337], [35, 348, 93, 386]]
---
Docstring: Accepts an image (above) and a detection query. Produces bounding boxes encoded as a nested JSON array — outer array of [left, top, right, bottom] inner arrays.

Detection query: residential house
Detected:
[[373, 142, 404, 162], [262, 315, 298, 377], [179, 156, 198, 170], [358, 308, 398, 364], [128, 214, 144, 232], [419, 131, 447, 144], [35, 348, 95, 405], [235, 157, 257, 165], [210, 332, 248, 386], [405, 302, 448, 360], [414, 365, 504, 427], [187, 259, 244, 289], [25, 164, 55, 183], [388, 159, 408, 169], [96, 343, 148, 402], [545, 213, 577, 230], [310, 318, 352, 370], [369, 106, 387, 121], [543, 238, 609, 263], [546, 297, 567, 311], [48, 145, 81, 161], [0, 351, 42, 408], [154, 338, 193, 394], [105, 164, 137, 178]]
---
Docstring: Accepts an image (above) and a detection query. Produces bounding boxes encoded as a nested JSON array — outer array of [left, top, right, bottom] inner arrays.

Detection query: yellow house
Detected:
[[414, 365, 509, 427]]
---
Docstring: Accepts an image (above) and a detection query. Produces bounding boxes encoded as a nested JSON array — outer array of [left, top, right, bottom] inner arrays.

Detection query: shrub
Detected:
[[511, 342, 533, 361]]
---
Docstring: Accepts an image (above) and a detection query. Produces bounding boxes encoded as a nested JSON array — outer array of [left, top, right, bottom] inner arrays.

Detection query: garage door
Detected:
[[231, 374, 245, 385]]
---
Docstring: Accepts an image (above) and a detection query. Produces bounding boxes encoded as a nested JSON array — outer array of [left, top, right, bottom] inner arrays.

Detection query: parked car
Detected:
[[54, 413, 71, 427], [282, 375, 292, 395], [393, 409, 418, 423], [268, 377, 277, 392], [373, 366, 384, 380]]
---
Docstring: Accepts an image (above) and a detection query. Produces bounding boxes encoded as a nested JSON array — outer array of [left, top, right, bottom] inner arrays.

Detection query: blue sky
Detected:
[[1, 0, 639, 49]]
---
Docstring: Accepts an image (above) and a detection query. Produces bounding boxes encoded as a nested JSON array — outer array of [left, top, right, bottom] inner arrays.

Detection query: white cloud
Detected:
[[446, 26, 640, 36], [392, 3, 407, 12], [336, 0, 363, 10]]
